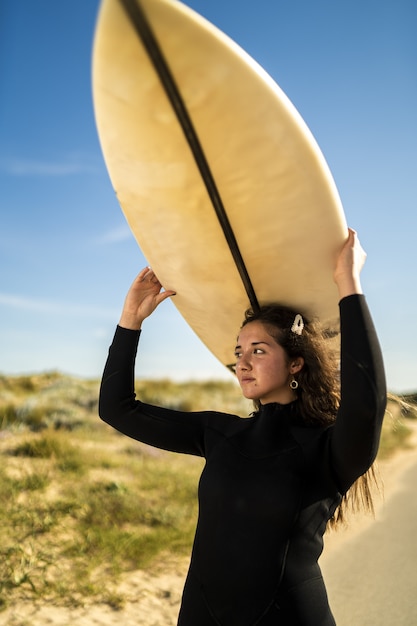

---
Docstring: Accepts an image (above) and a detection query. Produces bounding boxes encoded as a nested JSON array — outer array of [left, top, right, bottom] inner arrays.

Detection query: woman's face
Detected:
[[235, 321, 303, 405]]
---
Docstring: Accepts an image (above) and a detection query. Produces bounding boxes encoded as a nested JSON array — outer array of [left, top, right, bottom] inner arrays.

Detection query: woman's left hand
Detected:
[[334, 228, 366, 298]]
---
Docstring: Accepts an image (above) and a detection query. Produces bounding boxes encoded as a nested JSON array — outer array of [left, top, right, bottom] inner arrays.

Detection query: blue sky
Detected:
[[1, 0, 416, 392]]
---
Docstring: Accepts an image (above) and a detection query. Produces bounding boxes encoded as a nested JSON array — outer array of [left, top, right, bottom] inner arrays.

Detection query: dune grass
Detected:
[[0, 428, 204, 609], [0, 373, 415, 610], [377, 393, 416, 459]]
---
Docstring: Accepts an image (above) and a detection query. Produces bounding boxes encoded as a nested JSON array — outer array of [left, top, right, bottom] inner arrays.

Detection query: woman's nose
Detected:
[[237, 355, 251, 371]]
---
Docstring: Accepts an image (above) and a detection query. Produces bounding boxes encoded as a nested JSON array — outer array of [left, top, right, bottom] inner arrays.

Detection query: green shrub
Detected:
[[378, 415, 412, 460], [12, 432, 67, 459], [0, 403, 20, 428], [11, 431, 88, 476]]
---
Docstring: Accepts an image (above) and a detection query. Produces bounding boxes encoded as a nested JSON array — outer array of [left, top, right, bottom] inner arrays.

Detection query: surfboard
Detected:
[[92, 0, 347, 369]]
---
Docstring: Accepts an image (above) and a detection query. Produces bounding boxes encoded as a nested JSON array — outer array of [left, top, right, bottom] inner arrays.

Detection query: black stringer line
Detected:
[[118, 0, 260, 312]]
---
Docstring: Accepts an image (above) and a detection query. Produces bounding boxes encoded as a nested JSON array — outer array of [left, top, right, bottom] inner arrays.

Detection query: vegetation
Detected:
[[377, 392, 417, 459], [0, 373, 415, 610]]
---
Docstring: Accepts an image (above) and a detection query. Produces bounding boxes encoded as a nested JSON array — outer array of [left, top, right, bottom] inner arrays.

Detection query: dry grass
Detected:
[[0, 373, 414, 611]]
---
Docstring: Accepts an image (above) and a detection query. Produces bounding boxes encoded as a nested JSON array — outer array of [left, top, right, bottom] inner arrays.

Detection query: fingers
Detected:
[[136, 267, 150, 281], [137, 267, 159, 284], [348, 228, 366, 260], [334, 227, 365, 297], [344, 228, 357, 249], [155, 289, 176, 306], [135, 266, 176, 296], [120, 267, 175, 330]]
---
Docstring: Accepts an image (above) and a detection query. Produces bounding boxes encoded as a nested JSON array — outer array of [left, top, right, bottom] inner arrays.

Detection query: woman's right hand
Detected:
[[119, 267, 176, 330]]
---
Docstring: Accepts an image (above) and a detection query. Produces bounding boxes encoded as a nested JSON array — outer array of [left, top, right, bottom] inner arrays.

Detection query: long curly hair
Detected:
[[241, 304, 379, 529]]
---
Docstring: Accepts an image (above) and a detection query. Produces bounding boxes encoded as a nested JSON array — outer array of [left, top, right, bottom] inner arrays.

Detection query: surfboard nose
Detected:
[[92, 0, 346, 370]]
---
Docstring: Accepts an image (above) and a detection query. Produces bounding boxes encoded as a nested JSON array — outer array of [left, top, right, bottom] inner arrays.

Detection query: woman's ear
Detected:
[[290, 357, 304, 374]]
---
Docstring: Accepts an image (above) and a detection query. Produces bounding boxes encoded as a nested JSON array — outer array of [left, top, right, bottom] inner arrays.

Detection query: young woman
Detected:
[[99, 228, 386, 626]]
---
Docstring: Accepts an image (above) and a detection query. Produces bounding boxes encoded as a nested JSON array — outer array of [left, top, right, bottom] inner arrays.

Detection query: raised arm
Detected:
[[330, 230, 387, 492], [99, 268, 206, 456]]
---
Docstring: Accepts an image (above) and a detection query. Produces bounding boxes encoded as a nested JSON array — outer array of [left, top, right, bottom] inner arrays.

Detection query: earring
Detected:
[[289, 377, 299, 390]]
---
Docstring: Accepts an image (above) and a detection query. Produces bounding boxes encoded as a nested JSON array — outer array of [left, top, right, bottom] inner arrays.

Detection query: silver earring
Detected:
[[289, 377, 299, 390]]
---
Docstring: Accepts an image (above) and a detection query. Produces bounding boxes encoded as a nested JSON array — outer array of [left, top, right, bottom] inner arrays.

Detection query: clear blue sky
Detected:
[[1, 0, 416, 392]]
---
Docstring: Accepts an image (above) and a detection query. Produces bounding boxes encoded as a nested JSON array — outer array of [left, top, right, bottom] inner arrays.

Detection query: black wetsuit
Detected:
[[99, 295, 386, 626]]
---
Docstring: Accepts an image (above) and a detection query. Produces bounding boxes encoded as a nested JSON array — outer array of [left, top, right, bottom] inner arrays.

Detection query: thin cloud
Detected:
[[0, 292, 117, 319], [93, 223, 134, 245], [0, 155, 99, 177]]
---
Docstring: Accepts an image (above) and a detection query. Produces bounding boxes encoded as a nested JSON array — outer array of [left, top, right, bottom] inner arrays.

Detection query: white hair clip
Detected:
[[291, 314, 304, 336]]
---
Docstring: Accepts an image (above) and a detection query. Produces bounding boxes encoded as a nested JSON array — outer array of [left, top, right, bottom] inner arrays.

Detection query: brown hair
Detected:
[[242, 304, 378, 529]]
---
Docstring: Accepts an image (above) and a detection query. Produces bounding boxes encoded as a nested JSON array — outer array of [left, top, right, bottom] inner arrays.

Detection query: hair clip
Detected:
[[291, 314, 304, 336]]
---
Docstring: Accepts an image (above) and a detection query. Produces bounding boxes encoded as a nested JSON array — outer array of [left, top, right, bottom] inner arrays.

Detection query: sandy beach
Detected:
[[2, 421, 416, 626]]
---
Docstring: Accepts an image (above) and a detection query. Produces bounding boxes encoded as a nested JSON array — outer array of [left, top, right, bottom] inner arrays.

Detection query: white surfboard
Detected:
[[92, 0, 347, 369]]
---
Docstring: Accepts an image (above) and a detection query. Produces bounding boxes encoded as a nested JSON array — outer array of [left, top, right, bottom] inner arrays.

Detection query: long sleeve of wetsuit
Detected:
[[99, 326, 207, 456], [330, 294, 387, 492]]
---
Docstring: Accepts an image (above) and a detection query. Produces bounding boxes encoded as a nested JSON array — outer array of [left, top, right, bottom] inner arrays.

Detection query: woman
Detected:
[[99, 228, 386, 625]]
